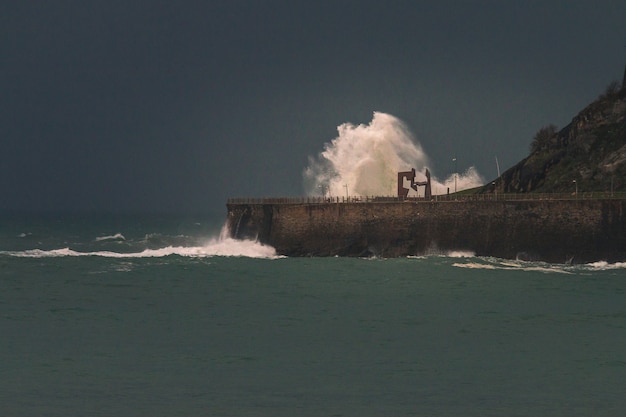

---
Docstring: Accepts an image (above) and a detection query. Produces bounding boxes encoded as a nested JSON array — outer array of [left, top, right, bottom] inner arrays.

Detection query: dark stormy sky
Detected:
[[2, 1, 625, 214]]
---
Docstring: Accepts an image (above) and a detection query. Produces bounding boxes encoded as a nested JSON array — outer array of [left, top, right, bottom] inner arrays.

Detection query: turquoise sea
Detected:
[[1, 212, 625, 416]]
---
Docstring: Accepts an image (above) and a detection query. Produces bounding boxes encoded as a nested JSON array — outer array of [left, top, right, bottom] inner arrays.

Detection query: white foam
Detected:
[[2, 238, 281, 259], [455, 258, 626, 274], [95, 233, 126, 242], [200, 236, 281, 258], [585, 261, 626, 270], [303, 112, 484, 197], [446, 250, 476, 258], [453, 258, 572, 274], [453, 262, 497, 270], [1, 220, 281, 260], [519, 265, 571, 274]]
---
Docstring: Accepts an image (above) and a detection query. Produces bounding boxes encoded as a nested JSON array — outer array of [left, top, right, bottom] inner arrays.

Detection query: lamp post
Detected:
[[452, 157, 457, 193], [573, 179, 578, 197], [344, 184, 349, 201], [492, 181, 497, 200]]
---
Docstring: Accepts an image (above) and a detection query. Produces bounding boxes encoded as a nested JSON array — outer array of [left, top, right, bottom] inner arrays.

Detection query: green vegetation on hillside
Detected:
[[486, 78, 626, 194]]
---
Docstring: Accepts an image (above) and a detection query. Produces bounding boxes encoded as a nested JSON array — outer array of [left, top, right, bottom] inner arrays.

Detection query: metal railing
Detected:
[[228, 192, 626, 205]]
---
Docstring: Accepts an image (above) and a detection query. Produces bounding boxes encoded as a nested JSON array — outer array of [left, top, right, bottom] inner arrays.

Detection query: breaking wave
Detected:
[[95, 233, 126, 242], [445, 250, 476, 258], [585, 261, 626, 270], [451, 257, 626, 273], [1, 224, 280, 259], [2, 241, 279, 259], [303, 112, 484, 197]]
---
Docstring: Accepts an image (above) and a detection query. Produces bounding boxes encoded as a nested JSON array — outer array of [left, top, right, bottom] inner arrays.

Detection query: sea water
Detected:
[[1, 211, 625, 416]]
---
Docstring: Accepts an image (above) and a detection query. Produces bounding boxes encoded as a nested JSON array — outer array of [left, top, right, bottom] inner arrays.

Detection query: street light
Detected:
[[492, 181, 497, 200], [452, 157, 457, 193], [573, 179, 578, 197], [344, 184, 349, 201]]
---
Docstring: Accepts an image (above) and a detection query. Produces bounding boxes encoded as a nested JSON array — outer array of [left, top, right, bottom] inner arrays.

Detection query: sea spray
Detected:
[[204, 222, 280, 258], [304, 112, 484, 196], [1, 221, 280, 259], [436, 166, 485, 196]]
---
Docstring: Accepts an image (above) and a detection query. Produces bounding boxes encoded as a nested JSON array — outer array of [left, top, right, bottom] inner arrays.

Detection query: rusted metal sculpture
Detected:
[[398, 168, 432, 199]]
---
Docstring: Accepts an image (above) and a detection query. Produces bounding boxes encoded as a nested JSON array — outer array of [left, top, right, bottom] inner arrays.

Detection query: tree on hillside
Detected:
[[601, 80, 620, 99], [530, 124, 558, 153]]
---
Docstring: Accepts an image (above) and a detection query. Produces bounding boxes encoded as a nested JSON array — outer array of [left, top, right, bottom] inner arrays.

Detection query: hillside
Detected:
[[487, 78, 626, 194]]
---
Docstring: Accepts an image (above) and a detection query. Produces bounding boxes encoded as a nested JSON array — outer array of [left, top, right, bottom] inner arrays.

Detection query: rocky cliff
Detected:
[[490, 84, 626, 194]]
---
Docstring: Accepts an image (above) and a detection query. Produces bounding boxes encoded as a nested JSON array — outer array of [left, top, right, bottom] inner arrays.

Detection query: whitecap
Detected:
[[446, 250, 475, 258], [95, 233, 126, 242], [453, 258, 572, 274], [1, 238, 281, 260], [519, 265, 571, 274], [200, 236, 281, 258], [452, 262, 497, 270], [585, 261, 626, 270]]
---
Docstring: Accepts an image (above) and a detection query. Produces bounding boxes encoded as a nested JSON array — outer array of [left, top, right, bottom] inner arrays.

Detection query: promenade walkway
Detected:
[[228, 192, 626, 205]]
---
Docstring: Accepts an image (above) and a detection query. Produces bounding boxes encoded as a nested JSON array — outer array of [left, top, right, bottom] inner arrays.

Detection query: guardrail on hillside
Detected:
[[228, 192, 626, 205]]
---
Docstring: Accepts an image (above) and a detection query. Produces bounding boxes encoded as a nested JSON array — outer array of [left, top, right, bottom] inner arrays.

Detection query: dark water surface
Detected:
[[1, 213, 625, 416]]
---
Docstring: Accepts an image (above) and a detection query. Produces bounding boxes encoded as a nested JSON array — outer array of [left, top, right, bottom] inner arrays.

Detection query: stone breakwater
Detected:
[[226, 199, 626, 263]]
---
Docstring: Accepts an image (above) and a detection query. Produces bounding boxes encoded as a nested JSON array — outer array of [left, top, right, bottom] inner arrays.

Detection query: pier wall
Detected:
[[226, 199, 626, 263]]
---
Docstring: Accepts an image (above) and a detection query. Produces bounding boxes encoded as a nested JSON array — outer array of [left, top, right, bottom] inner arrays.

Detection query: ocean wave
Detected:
[[452, 262, 498, 270], [584, 261, 626, 271], [452, 259, 573, 274], [419, 243, 476, 258], [95, 233, 126, 242], [0, 237, 281, 259], [135, 233, 197, 248], [200, 236, 282, 258], [445, 250, 475, 258], [453, 258, 626, 273]]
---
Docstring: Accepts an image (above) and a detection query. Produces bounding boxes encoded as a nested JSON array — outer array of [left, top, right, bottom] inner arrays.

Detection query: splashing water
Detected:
[[1, 223, 281, 259], [304, 112, 484, 196], [435, 166, 485, 196]]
